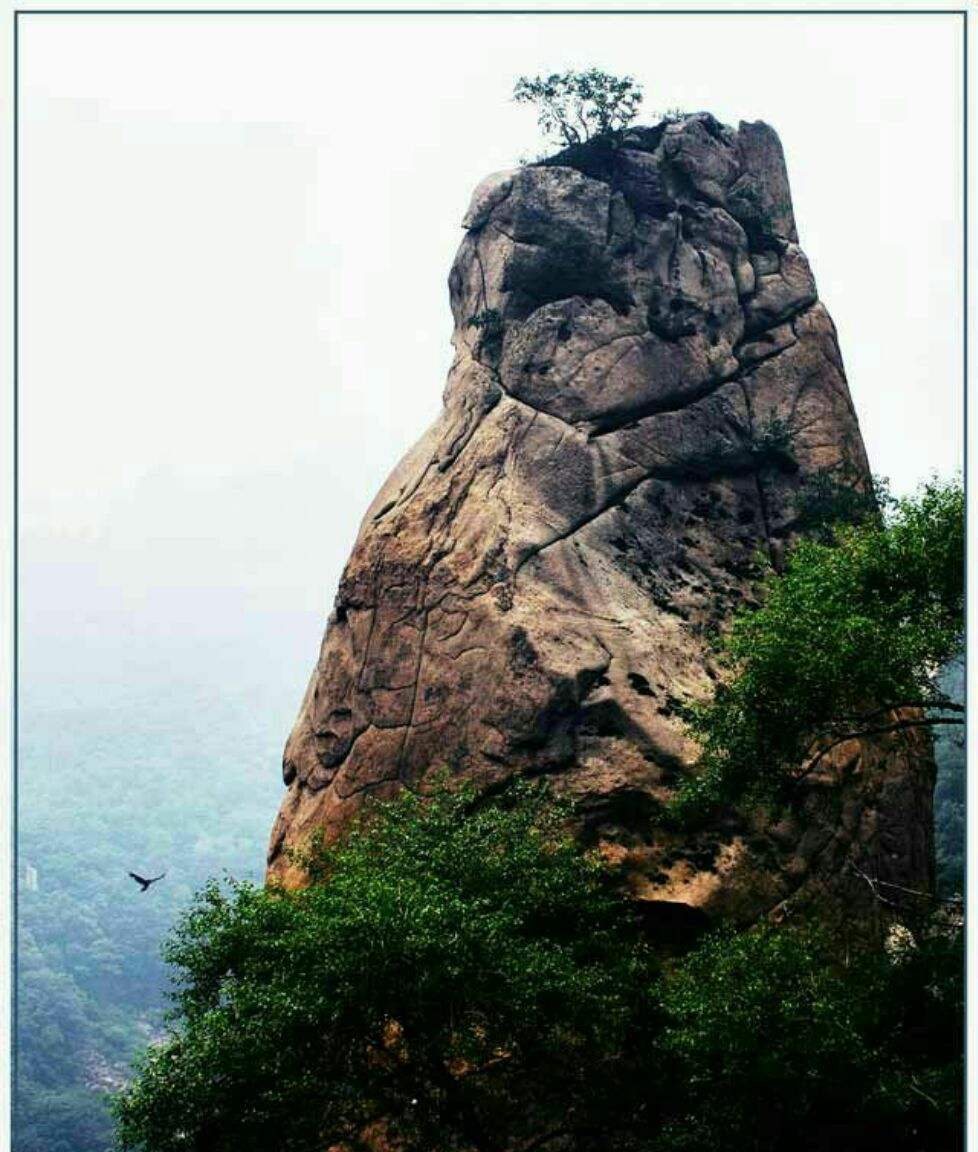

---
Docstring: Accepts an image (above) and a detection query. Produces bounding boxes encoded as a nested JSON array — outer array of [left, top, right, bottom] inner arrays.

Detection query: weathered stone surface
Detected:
[[268, 115, 934, 947]]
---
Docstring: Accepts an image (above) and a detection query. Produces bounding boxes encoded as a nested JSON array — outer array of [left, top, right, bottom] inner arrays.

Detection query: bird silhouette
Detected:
[[128, 871, 166, 892]]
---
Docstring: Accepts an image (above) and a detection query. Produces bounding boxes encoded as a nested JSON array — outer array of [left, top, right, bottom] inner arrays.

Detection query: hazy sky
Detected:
[[18, 12, 964, 629]]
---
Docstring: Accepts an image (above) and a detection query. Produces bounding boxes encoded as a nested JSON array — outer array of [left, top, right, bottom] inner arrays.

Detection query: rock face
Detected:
[[268, 115, 934, 946]]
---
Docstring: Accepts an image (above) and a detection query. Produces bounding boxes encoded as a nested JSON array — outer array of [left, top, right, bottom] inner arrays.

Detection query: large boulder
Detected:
[[267, 115, 934, 950]]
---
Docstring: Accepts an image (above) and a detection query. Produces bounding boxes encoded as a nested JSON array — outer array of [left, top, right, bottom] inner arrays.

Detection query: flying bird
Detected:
[[129, 871, 166, 892]]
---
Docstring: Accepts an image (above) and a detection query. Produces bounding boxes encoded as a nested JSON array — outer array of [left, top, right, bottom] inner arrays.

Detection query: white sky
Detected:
[[18, 12, 964, 623]]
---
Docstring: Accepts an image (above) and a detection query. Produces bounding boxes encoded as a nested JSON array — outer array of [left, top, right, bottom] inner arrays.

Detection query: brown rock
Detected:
[[267, 115, 934, 947]]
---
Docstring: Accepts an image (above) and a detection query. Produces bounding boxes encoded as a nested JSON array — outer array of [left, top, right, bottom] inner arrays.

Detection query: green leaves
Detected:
[[513, 69, 644, 148], [113, 782, 658, 1152], [670, 476, 964, 823], [658, 925, 868, 1117], [114, 780, 963, 1151], [653, 918, 963, 1151]]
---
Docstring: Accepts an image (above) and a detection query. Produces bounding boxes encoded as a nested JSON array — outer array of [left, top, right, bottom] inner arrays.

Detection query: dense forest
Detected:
[[14, 622, 316, 1152]]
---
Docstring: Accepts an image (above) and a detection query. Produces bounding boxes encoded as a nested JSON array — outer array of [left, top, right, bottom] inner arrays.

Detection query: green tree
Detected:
[[654, 919, 963, 1152], [671, 477, 964, 823], [792, 465, 889, 542], [513, 69, 643, 148], [114, 784, 963, 1152], [655, 923, 873, 1150], [113, 783, 660, 1152]]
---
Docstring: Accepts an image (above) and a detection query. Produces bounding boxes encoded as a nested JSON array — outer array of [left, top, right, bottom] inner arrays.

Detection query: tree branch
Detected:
[[847, 861, 899, 908], [844, 860, 961, 907], [797, 716, 964, 782], [802, 702, 965, 758]]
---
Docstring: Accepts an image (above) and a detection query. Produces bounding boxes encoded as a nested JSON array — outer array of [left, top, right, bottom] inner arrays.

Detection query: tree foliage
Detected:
[[792, 465, 889, 542], [513, 69, 643, 147], [112, 783, 659, 1152], [113, 782, 963, 1152], [653, 919, 963, 1151], [671, 477, 964, 823]]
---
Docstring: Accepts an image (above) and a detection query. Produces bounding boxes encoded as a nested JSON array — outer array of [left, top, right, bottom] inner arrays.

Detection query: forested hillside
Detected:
[[15, 620, 317, 1152]]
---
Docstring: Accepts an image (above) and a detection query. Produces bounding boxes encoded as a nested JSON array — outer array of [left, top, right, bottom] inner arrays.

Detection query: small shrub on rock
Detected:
[[514, 69, 643, 148]]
